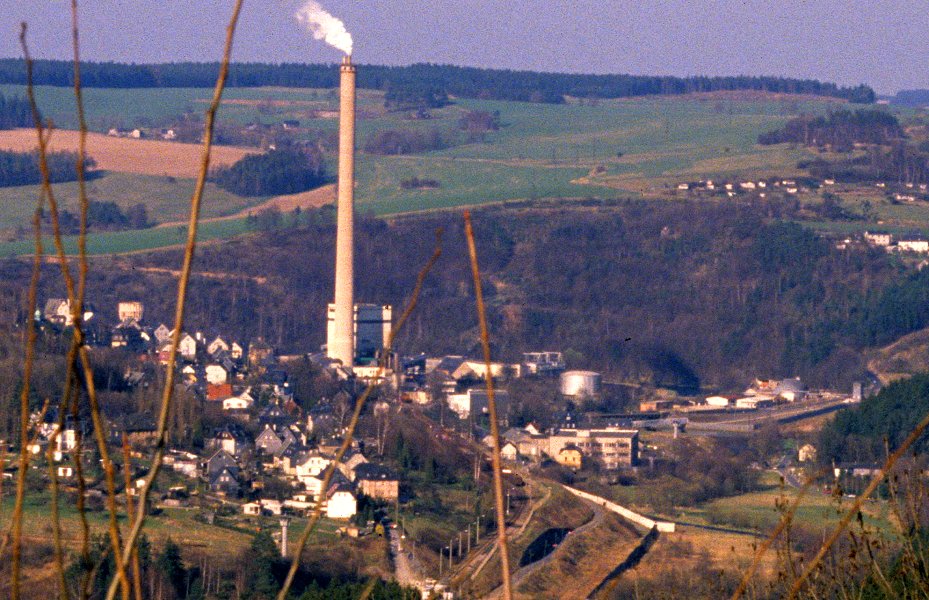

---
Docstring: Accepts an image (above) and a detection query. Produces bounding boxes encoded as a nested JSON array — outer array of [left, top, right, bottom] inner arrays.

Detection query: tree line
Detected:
[[758, 109, 903, 149], [0, 149, 95, 187], [0, 91, 31, 128], [210, 147, 327, 197], [0, 58, 875, 104]]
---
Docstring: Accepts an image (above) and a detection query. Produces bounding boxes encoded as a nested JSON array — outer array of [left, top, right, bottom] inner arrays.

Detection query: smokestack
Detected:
[[329, 55, 356, 368]]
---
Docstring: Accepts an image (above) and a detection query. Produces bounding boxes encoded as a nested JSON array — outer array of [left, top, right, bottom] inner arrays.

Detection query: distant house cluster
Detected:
[[863, 231, 929, 253], [482, 423, 639, 471]]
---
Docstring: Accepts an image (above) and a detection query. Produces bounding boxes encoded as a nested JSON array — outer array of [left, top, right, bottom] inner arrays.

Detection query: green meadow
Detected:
[[0, 82, 883, 255]]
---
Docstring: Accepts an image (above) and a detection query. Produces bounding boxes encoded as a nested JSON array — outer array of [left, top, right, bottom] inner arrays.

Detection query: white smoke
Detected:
[[295, 1, 353, 56]]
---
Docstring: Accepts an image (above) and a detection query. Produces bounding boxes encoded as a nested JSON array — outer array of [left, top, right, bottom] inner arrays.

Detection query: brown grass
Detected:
[[0, 128, 256, 178]]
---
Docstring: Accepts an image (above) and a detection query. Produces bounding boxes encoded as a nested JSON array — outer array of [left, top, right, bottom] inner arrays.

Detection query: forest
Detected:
[[209, 147, 327, 197], [3, 197, 927, 395], [757, 109, 903, 149], [0, 91, 31, 129], [0, 149, 95, 187], [0, 58, 876, 104], [818, 372, 929, 464]]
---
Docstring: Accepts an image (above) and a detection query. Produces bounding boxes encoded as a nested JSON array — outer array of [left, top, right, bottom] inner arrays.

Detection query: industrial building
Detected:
[[326, 303, 392, 363]]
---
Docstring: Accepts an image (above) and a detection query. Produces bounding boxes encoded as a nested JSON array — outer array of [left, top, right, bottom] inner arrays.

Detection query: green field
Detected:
[[0, 82, 907, 255], [0, 172, 264, 232]]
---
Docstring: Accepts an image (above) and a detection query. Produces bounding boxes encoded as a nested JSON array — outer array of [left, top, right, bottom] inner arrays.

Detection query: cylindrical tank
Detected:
[[560, 370, 602, 397]]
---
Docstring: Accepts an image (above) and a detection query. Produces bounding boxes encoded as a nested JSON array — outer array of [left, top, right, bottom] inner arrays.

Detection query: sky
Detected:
[[0, 1, 925, 95]]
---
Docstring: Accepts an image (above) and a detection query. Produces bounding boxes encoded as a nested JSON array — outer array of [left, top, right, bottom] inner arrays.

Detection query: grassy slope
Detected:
[[0, 84, 867, 255]]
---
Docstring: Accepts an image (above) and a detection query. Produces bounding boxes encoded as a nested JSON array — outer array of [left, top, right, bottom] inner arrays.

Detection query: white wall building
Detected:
[[327, 303, 392, 363]]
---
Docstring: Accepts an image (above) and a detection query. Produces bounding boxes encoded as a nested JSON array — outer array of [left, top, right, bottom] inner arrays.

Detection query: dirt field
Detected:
[[231, 183, 336, 216], [0, 128, 257, 178]]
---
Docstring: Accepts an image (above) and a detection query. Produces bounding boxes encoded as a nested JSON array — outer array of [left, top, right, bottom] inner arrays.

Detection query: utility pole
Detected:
[[466, 524, 471, 554], [449, 539, 455, 567], [476, 515, 481, 543], [458, 532, 463, 558], [507, 488, 511, 515]]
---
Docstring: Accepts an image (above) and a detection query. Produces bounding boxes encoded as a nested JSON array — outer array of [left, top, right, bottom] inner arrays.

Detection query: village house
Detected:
[[207, 336, 229, 356], [205, 364, 229, 385], [556, 445, 583, 470], [117, 301, 144, 322], [325, 483, 357, 519], [178, 333, 198, 360], [353, 463, 400, 501]]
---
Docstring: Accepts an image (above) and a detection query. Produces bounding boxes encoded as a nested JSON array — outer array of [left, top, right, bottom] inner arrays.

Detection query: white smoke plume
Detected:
[[295, 1, 353, 56]]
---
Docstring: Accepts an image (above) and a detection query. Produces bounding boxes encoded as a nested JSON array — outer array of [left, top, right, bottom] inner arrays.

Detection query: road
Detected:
[[389, 526, 425, 592]]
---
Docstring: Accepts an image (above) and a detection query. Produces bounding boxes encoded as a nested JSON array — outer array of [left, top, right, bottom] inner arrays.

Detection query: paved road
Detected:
[[389, 526, 425, 592]]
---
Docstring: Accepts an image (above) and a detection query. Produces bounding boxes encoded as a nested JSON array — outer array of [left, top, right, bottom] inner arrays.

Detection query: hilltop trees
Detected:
[[0, 58, 876, 104], [210, 147, 327, 197]]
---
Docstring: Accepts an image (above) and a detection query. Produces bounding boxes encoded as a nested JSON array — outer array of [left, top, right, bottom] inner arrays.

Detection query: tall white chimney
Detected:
[[328, 55, 356, 368]]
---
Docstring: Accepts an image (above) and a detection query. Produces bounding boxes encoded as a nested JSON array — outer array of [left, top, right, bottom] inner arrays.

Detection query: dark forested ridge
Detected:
[[0, 58, 875, 104], [819, 372, 929, 464], [3, 198, 924, 391]]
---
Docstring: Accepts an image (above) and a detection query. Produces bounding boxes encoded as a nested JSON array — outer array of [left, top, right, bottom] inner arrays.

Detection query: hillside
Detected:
[[4, 196, 926, 392], [0, 85, 845, 254]]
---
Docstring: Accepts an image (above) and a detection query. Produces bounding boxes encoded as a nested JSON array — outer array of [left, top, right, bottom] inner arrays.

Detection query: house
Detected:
[[295, 452, 332, 484], [325, 484, 357, 519], [864, 231, 893, 247], [248, 339, 275, 371], [223, 391, 255, 412], [205, 449, 238, 478], [255, 423, 296, 454], [57, 466, 74, 478], [154, 324, 173, 345], [354, 463, 399, 501], [207, 336, 229, 356], [230, 342, 244, 360], [110, 413, 158, 445], [207, 383, 233, 402], [897, 238, 929, 253], [111, 319, 146, 351], [162, 129, 177, 140], [208, 425, 250, 457], [205, 364, 228, 385], [500, 441, 519, 461], [209, 467, 240, 496], [178, 334, 198, 360], [43, 298, 92, 327], [117, 301, 144, 322], [243, 501, 262, 516], [557, 445, 583, 470], [798, 444, 817, 463], [305, 468, 351, 500]]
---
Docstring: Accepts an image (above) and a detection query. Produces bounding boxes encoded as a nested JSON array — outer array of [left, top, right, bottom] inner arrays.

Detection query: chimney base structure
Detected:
[[328, 55, 356, 368]]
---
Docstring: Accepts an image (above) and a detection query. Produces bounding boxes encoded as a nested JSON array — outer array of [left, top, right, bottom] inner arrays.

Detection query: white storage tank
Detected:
[[560, 370, 602, 397]]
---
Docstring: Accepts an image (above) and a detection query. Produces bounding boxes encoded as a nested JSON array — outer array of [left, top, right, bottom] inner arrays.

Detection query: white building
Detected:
[[117, 301, 144, 322], [897, 239, 929, 253], [705, 395, 731, 407], [864, 231, 893, 247], [205, 364, 228, 385], [325, 486, 357, 519], [178, 334, 198, 360], [447, 388, 510, 420]]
